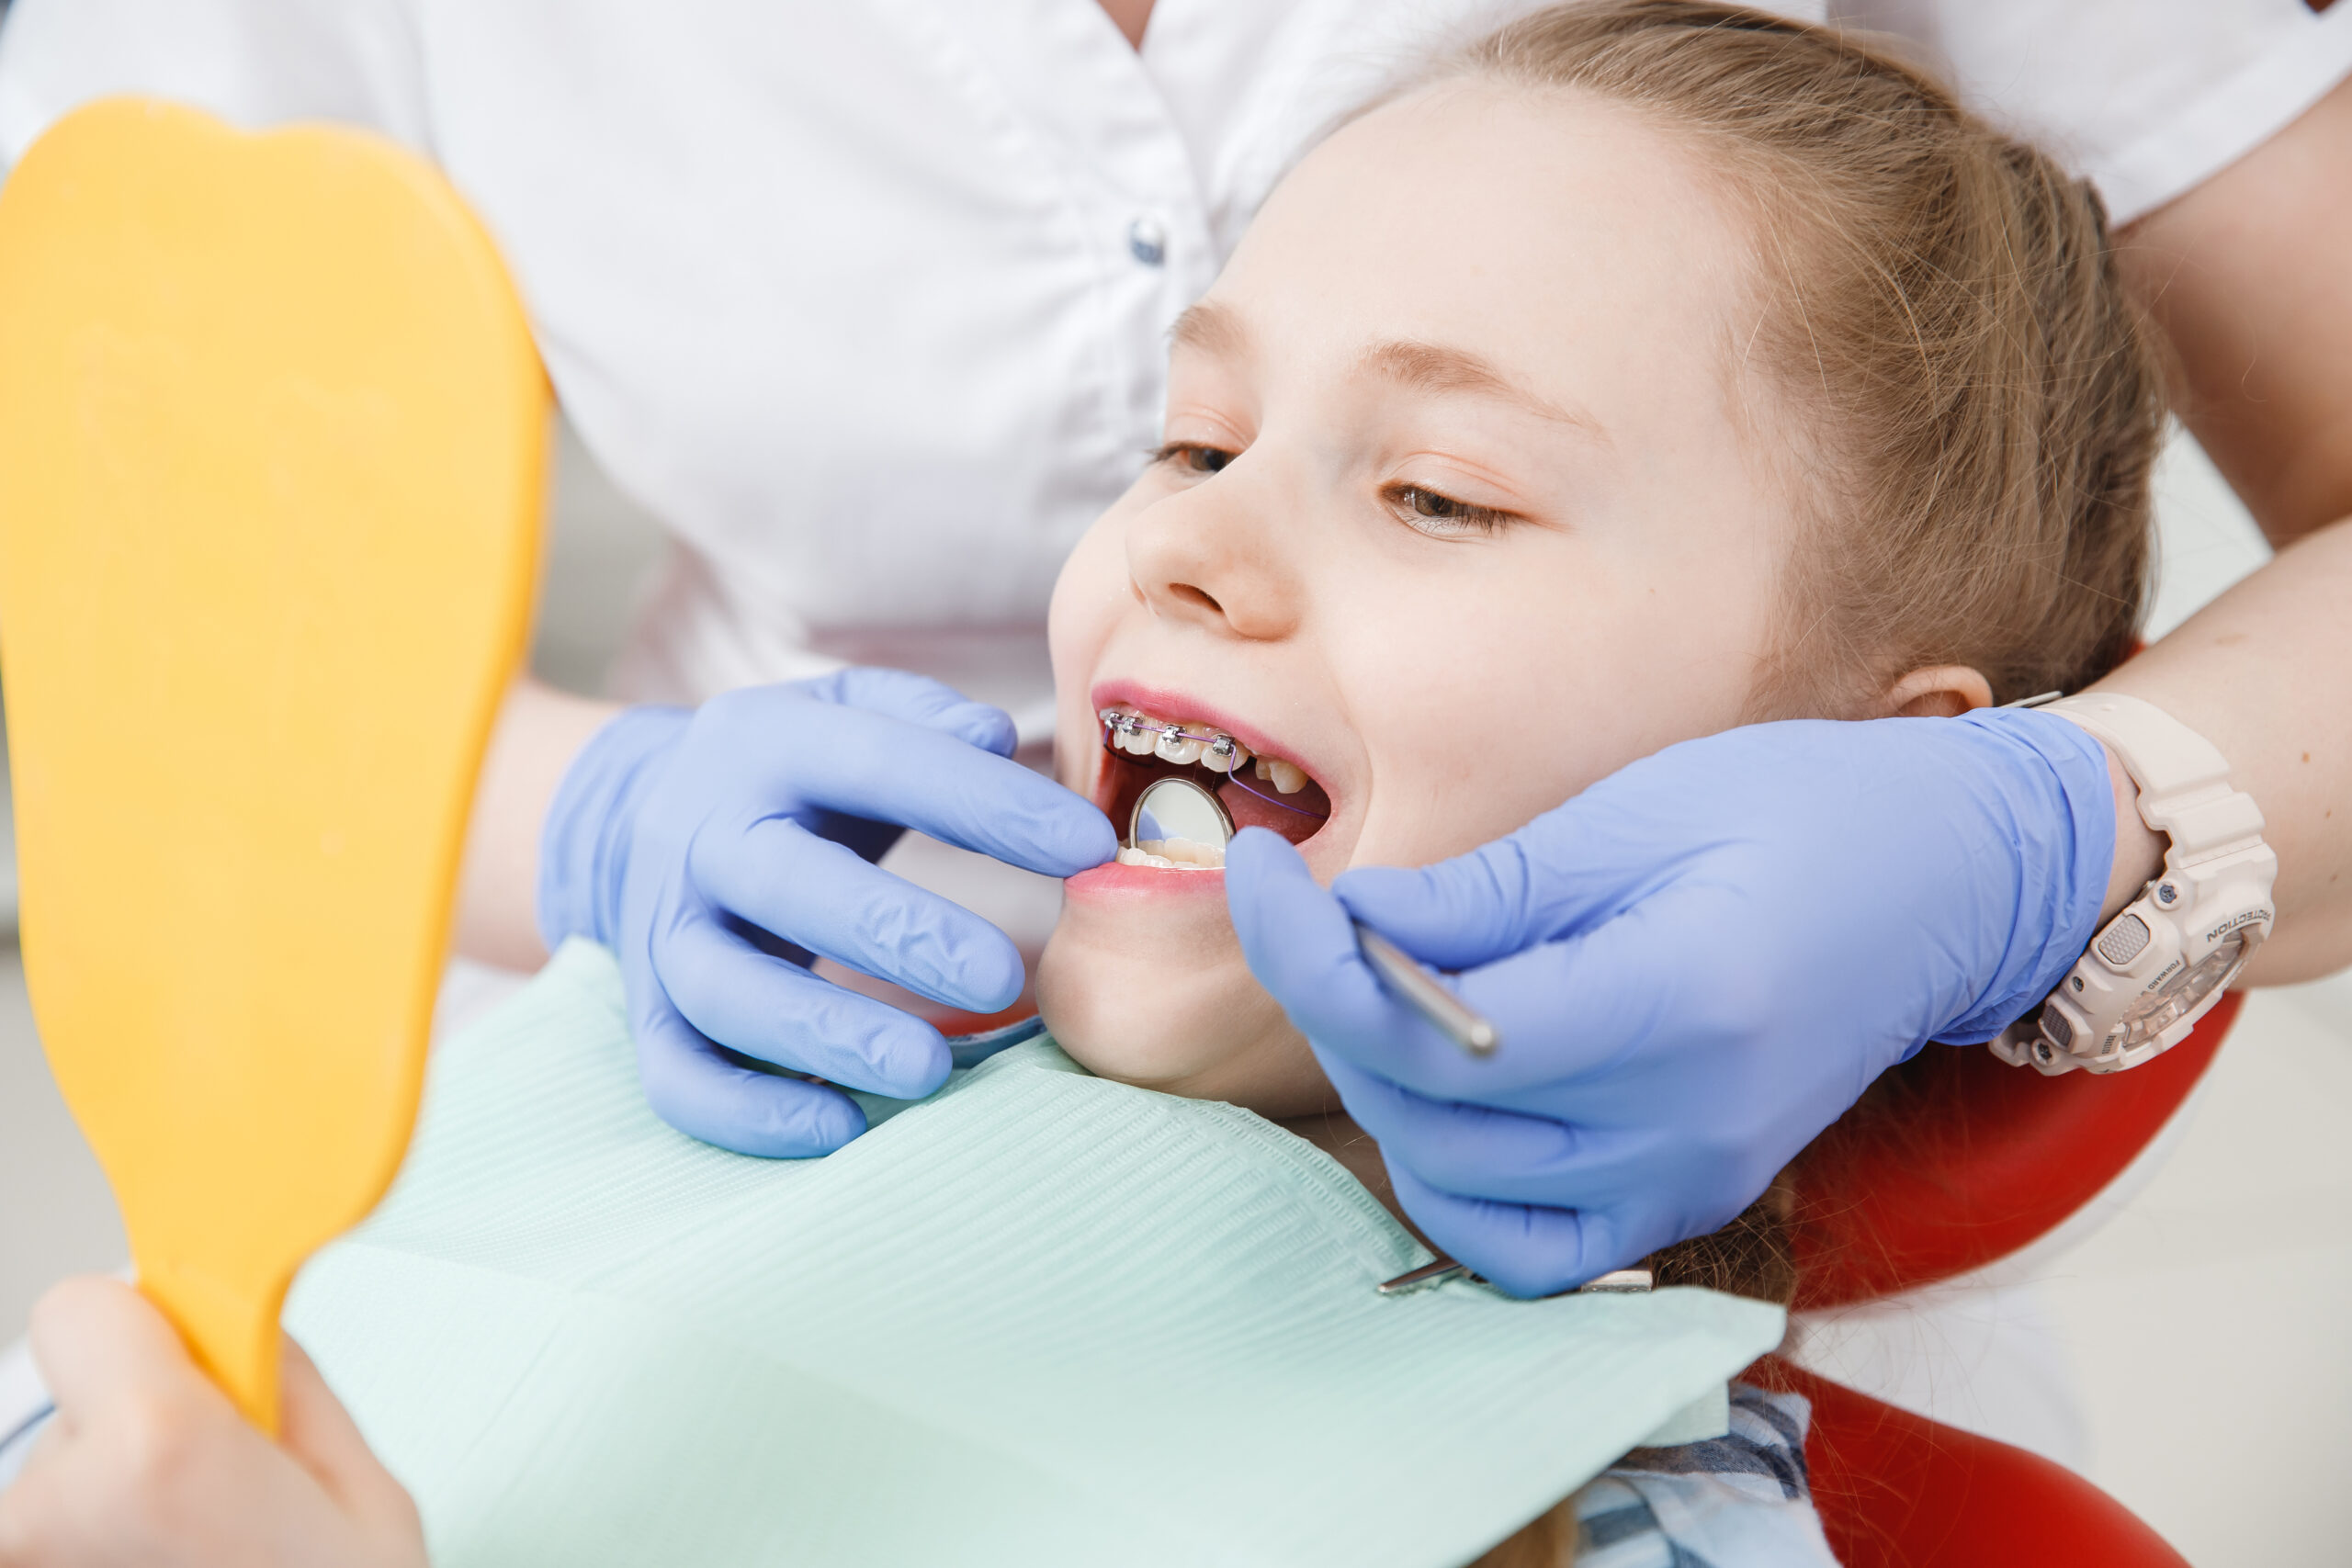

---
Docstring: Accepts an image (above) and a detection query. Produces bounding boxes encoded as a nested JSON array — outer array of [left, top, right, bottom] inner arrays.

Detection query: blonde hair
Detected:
[[1405, 0, 2165, 715], [1415, 6, 2168, 1561]]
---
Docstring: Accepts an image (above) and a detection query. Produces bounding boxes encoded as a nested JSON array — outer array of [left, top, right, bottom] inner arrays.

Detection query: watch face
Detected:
[[2115, 931, 2249, 1051]]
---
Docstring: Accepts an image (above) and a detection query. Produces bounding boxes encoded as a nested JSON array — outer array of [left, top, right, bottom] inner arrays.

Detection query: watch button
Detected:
[[2096, 911, 2153, 966]]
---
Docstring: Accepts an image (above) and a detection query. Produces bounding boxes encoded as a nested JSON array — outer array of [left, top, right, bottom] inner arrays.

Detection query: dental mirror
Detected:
[[1128, 776, 1498, 1058], [1130, 775, 1235, 853]]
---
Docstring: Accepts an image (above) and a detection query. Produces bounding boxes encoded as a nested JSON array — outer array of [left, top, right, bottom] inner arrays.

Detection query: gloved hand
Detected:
[[1227, 709, 2116, 1298], [538, 668, 1115, 1156]]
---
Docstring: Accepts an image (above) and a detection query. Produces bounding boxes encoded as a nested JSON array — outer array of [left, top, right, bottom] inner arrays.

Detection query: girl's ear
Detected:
[[1880, 663, 1994, 718]]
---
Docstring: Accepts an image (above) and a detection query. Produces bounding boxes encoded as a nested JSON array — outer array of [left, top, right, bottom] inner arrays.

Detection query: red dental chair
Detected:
[[1764, 992, 2243, 1566]]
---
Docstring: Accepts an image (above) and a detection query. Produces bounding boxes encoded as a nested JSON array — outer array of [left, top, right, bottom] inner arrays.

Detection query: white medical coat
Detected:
[[3, 0, 2347, 728]]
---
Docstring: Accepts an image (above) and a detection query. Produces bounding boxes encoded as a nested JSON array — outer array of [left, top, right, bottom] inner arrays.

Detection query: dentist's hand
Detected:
[[1227, 710, 2117, 1297], [538, 668, 1115, 1155], [0, 1277, 427, 1568]]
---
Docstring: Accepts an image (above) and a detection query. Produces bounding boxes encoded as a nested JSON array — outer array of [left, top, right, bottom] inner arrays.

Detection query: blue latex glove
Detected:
[[1227, 709, 2116, 1298], [538, 668, 1115, 1156]]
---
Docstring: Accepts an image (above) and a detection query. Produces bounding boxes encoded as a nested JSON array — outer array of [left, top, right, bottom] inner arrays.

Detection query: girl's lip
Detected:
[[1064, 862, 1228, 902]]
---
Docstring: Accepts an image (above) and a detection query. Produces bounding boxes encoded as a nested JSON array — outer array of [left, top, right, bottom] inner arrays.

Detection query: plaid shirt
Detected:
[[1570, 1384, 1841, 1568]]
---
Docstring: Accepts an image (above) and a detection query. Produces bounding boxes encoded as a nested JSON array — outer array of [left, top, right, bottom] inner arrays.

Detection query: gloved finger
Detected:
[[631, 982, 871, 1156], [693, 817, 1023, 1013], [786, 706, 1116, 875], [1329, 858, 1535, 973], [792, 666, 1018, 757], [650, 909, 953, 1100], [1328, 805, 1654, 971], [1232, 828, 1662, 1104], [1442, 890, 1727, 1089], [1309, 1047, 1604, 1207], [1354, 888, 1726, 1103], [1226, 828, 1473, 1082], [1384, 1162, 1636, 1299]]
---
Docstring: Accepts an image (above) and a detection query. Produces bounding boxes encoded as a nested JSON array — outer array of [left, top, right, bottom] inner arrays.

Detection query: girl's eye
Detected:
[[1151, 441, 1235, 476], [1383, 483, 1511, 539]]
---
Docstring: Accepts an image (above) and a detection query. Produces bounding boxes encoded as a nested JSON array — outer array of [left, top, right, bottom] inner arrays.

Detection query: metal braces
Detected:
[[1099, 710, 1329, 820]]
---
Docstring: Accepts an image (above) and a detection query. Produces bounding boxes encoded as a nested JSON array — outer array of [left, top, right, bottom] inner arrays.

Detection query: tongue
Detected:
[[1216, 772, 1330, 844]]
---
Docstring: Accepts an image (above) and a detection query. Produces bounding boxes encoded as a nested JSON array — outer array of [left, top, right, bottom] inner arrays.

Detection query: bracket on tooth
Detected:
[[1096, 707, 1326, 818], [1101, 709, 1158, 757], [1098, 707, 1249, 771], [1155, 728, 1205, 765]]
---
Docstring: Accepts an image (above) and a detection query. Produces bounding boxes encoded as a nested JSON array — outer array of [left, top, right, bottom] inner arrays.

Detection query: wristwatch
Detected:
[[1991, 694, 2277, 1077]]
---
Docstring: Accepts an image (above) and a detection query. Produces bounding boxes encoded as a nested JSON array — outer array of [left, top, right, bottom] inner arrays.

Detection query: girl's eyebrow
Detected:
[[1170, 301, 1608, 444], [1170, 299, 1250, 359], [1360, 339, 1610, 442]]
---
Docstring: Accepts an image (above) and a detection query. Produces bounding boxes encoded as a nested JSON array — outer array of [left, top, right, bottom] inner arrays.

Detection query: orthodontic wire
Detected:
[[1218, 761, 1329, 819], [1100, 716, 1329, 820]]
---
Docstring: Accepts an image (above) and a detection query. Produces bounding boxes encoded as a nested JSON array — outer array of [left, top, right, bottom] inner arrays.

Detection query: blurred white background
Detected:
[[1, 420, 2345, 1564]]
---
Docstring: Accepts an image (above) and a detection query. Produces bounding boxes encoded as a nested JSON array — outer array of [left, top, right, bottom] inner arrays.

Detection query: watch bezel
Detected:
[[1995, 847, 2273, 1076]]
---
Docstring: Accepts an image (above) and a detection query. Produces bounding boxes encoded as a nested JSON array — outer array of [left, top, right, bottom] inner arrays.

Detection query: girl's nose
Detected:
[[1123, 462, 1304, 643]]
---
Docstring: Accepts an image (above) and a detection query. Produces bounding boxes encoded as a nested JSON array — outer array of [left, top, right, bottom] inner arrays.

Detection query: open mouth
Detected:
[[1094, 704, 1333, 869]]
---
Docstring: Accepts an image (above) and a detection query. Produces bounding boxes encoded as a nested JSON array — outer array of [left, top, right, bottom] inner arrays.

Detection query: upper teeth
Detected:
[[1155, 730, 1204, 765], [1257, 757, 1307, 795], [1099, 707, 1255, 775]]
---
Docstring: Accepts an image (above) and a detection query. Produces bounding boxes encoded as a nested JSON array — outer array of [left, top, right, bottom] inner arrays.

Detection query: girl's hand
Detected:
[[0, 1276, 427, 1568]]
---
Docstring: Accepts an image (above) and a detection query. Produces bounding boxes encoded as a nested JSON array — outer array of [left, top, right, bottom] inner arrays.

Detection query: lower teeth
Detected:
[[1117, 836, 1226, 870]]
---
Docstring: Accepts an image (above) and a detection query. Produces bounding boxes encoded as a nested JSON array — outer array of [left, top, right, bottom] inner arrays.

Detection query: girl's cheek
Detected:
[[1047, 525, 1125, 670]]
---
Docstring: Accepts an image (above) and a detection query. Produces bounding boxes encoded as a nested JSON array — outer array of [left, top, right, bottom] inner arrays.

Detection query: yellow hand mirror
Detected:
[[0, 100, 546, 1430]]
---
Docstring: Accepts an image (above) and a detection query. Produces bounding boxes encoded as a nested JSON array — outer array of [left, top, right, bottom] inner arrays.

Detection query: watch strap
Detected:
[[1997, 693, 2276, 1076], [2041, 693, 2266, 863]]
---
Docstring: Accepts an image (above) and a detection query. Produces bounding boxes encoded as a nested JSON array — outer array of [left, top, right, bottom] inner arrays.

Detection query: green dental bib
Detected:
[[286, 941, 1784, 1568]]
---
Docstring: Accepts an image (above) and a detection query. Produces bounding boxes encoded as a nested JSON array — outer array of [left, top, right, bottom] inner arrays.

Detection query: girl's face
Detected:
[[1040, 85, 1802, 1112]]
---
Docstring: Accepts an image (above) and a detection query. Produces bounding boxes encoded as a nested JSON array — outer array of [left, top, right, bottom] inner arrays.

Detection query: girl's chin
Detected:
[[1035, 913, 1326, 1114]]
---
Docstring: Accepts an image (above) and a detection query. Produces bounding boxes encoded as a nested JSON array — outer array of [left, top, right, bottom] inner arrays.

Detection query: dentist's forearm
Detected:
[[2090, 519, 2352, 982], [2121, 77, 2352, 551], [453, 676, 620, 970], [2097, 73, 2352, 984]]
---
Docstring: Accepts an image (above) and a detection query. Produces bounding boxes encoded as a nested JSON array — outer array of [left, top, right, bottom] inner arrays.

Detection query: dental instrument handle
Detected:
[[1352, 920, 1499, 1057]]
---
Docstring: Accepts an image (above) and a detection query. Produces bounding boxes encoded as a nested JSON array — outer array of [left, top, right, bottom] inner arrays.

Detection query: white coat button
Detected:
[[1127, 216, 1168, 267]]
